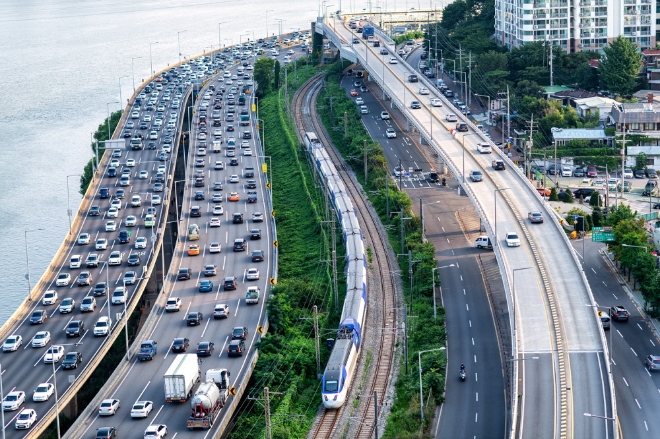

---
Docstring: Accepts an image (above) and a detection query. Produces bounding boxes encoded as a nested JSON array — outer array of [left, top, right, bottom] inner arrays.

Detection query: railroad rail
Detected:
[[292, 75, 399, 438]]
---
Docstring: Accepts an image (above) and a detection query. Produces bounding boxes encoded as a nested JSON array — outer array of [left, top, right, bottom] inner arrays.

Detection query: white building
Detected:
[[494, 0, 656, 53]]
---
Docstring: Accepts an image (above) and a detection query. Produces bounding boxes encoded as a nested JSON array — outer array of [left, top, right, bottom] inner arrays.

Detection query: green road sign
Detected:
[[592, 232, 615, 242]]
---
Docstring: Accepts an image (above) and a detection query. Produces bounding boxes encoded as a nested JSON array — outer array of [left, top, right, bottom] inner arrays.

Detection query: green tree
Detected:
[[440, 0, 468, 31], [254, 57, 275, 98], [635, 152, 648, 171], [589, 190, 602, 207], [592, 206, 604, 227], [549, 186, 559, 201], [563, 188, 574, 203], [631, 252, 658, 292], [514, 80, 545, 100], [600, 36, 643, 96], [606, 203, 637, 227], [274, 60, 281, 89]]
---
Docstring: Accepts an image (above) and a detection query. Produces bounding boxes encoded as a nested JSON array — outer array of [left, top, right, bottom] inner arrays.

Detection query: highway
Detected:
[[67, 56, 275, 439], [324, 16, 614, 438], [339, 71, 506, 437], [0, 59, 191, 437]]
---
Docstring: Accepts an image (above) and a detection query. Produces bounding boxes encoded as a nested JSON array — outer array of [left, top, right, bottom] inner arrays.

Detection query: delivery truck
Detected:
[[164, 354, 200, 402]]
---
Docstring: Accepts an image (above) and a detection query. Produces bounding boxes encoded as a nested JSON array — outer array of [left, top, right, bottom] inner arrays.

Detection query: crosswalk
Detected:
[[393, 173, 439, 189]]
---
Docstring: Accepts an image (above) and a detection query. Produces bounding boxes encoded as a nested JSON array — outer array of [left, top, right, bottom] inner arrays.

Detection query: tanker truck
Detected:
[[186, 369, 230, 430]]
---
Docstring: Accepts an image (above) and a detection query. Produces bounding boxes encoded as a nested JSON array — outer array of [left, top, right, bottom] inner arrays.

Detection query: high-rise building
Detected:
[[494, 0, 656, 53]]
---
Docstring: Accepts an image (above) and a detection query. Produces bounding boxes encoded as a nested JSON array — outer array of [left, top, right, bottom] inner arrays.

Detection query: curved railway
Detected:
[[292, 76, 398, 439]]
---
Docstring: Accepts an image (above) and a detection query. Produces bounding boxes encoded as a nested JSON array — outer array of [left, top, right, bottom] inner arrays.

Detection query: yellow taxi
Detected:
[[229, 192, 240, 202], [188, 244, 200, 256]]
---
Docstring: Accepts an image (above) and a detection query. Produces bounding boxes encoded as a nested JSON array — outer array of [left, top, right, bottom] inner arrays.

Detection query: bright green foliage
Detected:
[[273, 60, 281, 89], [589, 190, 602, 207], [563, 188, 574, 203], [81, 110, 121, 195], [600, 36, 643, 96], [605, 203, 637, 226], [254, 57, 275, 97], [394, 31, 425, 44], [549, 186, 559, 201], [635, 153, 648, 171]]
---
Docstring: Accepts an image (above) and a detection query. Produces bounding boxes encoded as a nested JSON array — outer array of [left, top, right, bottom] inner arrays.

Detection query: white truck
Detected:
[[187, 369, 231, 430], [164, 354, 200, 402], [212, 141, 222, 153]]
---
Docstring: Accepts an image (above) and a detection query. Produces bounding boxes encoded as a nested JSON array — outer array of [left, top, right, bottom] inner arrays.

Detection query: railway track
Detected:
[[292, 75, 398, 439]]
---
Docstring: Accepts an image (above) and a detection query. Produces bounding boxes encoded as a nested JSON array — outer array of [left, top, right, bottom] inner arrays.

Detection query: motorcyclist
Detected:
[[460, 364, 466, 372]]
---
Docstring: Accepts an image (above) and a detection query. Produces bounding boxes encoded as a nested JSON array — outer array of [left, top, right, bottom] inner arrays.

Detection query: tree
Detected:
[[563, 188, 574, 203], [440, 0, 468, 31], [274, 60, 281, 89], [635, 152, 648, 171], [600, 36, 643, 96], [589, 190, 602, 207], [592, 206, 604, 227], [253, 57, 275, 98], [606, 203, 637, 226], [549, 186, 559, 201]]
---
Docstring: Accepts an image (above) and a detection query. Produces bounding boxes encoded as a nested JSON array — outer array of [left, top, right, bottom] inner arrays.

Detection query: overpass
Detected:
[[320, 15, 616, 439]]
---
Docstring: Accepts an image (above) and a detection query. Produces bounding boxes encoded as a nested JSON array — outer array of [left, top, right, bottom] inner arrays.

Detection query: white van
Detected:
[[212, 141, 222, 153], [474, 236, 492, 249]]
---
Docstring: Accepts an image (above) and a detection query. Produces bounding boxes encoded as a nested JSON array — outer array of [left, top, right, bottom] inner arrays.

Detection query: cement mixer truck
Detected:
[[186, 369, 230, 429]]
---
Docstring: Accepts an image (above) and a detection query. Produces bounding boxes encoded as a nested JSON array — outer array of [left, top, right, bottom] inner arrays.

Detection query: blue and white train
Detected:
[[304, 132, 368, 409]]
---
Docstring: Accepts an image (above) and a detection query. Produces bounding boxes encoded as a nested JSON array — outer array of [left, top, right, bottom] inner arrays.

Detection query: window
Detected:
[[647, 158, 655, 166], [324, 380, 338, 392], [645, 123, 655, 130]]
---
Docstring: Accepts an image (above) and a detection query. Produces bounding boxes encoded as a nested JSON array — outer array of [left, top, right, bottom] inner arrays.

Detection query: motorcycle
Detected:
[[459, 369, 466, 381], [442, 178, 447, 187]]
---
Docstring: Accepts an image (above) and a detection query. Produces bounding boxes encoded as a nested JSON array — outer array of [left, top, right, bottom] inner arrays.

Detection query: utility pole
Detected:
[[527, 114, 535, 179], [458, 45, 463, 101], [506, 85, 510, 140], [364, 140, 368, 184], [332, 210, 338, 312], [404, 304, 409, 375], [344, 111, 348, 138], [549, 42, 554, 86], [468, 51, 472, 106], [386, 173, 390, 220], [264, 387, 271, 439], [313, 306, 321, 378], [408, 250, 413, 309]]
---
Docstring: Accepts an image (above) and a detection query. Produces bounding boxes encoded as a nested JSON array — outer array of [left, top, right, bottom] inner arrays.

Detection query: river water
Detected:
[[0, 0, 371, 325]]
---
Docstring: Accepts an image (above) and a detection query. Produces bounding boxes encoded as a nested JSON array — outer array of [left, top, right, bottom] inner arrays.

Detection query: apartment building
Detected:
[[494, 0, 656, 53]]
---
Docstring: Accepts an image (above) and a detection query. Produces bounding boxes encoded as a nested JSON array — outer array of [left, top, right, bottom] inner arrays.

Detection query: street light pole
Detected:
[[475, 93, 491, 126], [66, 174, 82, 233], [265, 10, 274, 37], [177, 30, 187, 64], [106, 101, 119, 140], [418, 347, 446, 420], [218, 22, 227, 49], [431, 264, 455, 320], [420, 199, 441, 243], [462, 133, 472, 184], [118, 76, 128, 111], [149, 41, 159, 76], [494, 188, 510, 244], [131, 56, 142, 92], [25, 228, 44, 297]]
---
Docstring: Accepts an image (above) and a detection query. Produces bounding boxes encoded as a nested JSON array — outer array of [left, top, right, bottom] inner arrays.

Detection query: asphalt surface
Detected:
[[0, 66, 184, 437], [338, 52, 506, 438]]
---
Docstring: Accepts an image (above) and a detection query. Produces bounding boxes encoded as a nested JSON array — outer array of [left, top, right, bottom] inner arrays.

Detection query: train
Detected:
[[304, 132, 368, 409]]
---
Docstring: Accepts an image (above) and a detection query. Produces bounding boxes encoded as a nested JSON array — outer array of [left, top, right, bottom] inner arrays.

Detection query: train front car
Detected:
[[322, 318, 362, 408]]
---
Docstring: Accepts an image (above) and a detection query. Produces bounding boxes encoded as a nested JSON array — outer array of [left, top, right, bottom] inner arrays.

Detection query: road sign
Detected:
[[229, 387, 237, 396], [269, 278, 277, 285], [257, 326, 264, 334], [262, 163, 268, 173], [273, 240, 279, 247], [592, 232, 615, 242], [592, 227, 603, 231]]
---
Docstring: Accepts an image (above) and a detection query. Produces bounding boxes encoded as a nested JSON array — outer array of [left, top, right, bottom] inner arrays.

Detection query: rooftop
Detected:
[[551, 128, 610, 140]]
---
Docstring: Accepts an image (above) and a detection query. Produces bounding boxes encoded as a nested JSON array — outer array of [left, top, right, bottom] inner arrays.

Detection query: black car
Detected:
[[95, 427, 117, 439], [635, 169, 647, 179], [410, 100, 421, 109], [171, 337, 190, 352], [93, 282, 108, 296], [194, 191, 205, 200], [89, 206, 100, 216], [127, 254, 141, 266], [226, 124, 234, 132], [62, 352, 82, 369], [66, 320, 85, 337], [233, 213, 244, 224], [190, 206, 202, 217], [250, 229, 261, 240], [227, 340, 245, 357], [30, 310, 47, 325], [251, 250, 264, 262], [230, 158, 239, 166], [223, 276, 238, 291], [232, 326, 248, 340], [178, 268, 192, 280], [196, 341, 214, 357], [187, 312, 203, 326], [243, 131, 252, 139], [194, 178, 204, 187], [246, 180, 257, 189]]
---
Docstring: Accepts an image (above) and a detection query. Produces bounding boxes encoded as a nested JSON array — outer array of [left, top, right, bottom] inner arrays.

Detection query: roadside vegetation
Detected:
[[80, 110, 122, 195], [317, 61, 447, 437]]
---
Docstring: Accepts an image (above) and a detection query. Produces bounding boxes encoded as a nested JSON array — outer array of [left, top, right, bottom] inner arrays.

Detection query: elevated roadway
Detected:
[[321, 16, 616, 439]]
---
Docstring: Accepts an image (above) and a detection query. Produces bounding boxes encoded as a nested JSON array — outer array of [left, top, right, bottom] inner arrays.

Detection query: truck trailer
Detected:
[[186, 369, 230, 429], [164, 354, 200, 402]]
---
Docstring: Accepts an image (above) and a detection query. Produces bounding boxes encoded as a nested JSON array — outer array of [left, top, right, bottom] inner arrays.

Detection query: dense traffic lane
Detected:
[[76, 60, 274, 439]]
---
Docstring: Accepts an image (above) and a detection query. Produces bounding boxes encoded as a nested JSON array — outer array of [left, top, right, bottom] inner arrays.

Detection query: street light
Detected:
[[66, 174, 82, 232], [131, 56, 142, 91], [475, 93, 491, 127], [265, 10, 274, 37], [494, 188, 510, 244], [118, 75, 128, 111], [418, 347, 446, 420], [621, 243, 648, 253], [106, 101, 119, 140], [177, 30, 187, 64], [50, 341, 81, 439], [239, 33, 250, 46], [218, 22, 227, 49], [149, 41, 159, 76], [420, 199, 441, 243], [25, 228, 44, 297], [431, 264, 455, 320]]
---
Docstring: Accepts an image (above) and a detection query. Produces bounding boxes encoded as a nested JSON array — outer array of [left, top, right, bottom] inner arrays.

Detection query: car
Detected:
[[467, 169, 483, 182], [213, 304, 229, 319], [66, 320, 85, 337], [243, 148, 253, 156], [126, 158, 136, 167], [190, 206, 202, 217], [445, 113, 458, 122], [213, 205, 224, 216], [107, 207, 119, 218], [177, 267, 192, 280], [350, 89, 359, 97], [253, 212, 264, 222], [380, 48, 389, 55], [125, 215, 138, 227], [196, 341, 215, 356], [55, 272, 71, 287], [355, 97, 364, 106], [646, 355, 660, 371], [389, 57, 398, 64], [95, 238, 108, 250], [107, 250, 122, 266], [609, 305, 630, 321], [123, 271, 137, 285], [223, 276, 238, 290], [75, 271, 91, 286], [214, 160, 225, 170], [199, 280, 214, 292], [131, 401, 154, 418], [586, 165, 598, 178], [31, 331, 50, 347], [203, 264, 218, 277], [81, 296, 97, 312], [246, 268, 260, 281], [93, 282, 108, 296], [134, 236, 148, 251], [229, 174, 240, 183], [187, 312, 203, 326], [3, 335, 22, 352], [528, 212, 543, 223], [98, 399, 120, 416], [213, 181, 224, 191], [44, 345, 64, 363], [419, 87, 430, 95], [14, 408, 36, 429], [385, 128, 396, 139], [171, 337, 190, 353], [232, 326, 248, 340], [251, 249, 265, 262], [105, 220, 117, 232], [59, 297, 75, 313], [227, 339, 246, 357], [144, 424, 168, 439], [89, 205, 101, 216], [77, 233, 90, 245], [430, 97, 444, 107], [154, 182, 164, 192], [2, 391, 25, 412], [188, 244, 200, 256], [456, 122, 468, 132], [165, 297, 182, 312], [32, 383, 54, 402], [42, 290, 58, 305], [635, 169, 646, 179], [62, 351, 83, 369], [505, 232, 521, 247], [95, 427, 117, 439], [648, 169, 658, 179], [410, 100, 421, 109], [194, 190, 205, 201]]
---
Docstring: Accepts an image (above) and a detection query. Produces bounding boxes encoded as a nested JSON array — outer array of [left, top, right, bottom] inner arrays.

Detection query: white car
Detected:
[[243, 149, 252, 156], [32, 383, 54, 402], [14, 408, 36, 429], [31, 331, 50, 348], [42, 290, 58, 305], [94, 316, 112, 336], [198, 148, 207, 156], [385, 128, 396, 139], [229, 175, 239, 183], [389, 57, 398, 64], [112, 287, 126, 305], [135, 237, 148, 249], [431, 98, 443, 107], [213, 205, 224, 215], [246, 268, 260, 280], [3, 391, 26, 411], [505, 232, 521, 247], [144, 424, 168, 439], [210, 217, 222, 227], [77, 233, 91, 245], [209, 242, 222, 253], [355, 97, 364, 105], [98, 398, 120, 416], [446, 113, 457, 122], [59, 298, 75, 314], [152, 194, 162, 205], [213, 304, 229, 319], [96, 238, 108, 250], [139, 170, 149, 179], [56, 273, 71, 287], [2, 335, 22, 352], [44, 345, 65, 363], [107, 207, 119, 218], [69, 255, 82, 269], [108, 251, 122, 266], [126, 215, 137, 226], [149, 131, 158, 140], [126, 158, 136, 167], [131, 401, 154, 418], [419, 87, 430, 95], [165, 297, 182, 312], [106, 220, 117, 232]]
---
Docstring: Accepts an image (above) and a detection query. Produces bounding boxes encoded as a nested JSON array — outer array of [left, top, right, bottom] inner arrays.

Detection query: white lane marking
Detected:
[[592, 268, 597, 274], [183, 302, 192, 320], [150, 404, 165, 424], [631, 347, 638, 357], [623, 377, 630, 387], [474, 412, 478, 423], [133, 381, 152, 403], [235, 300, 241, 316], [219, 336, 229, 357], [635, 398, 641, 409], [637, 323, 644, 331], [201, 318, 211, 338], [612, 294, 618, 300], [471, 338, 475, 346], [602, 281, 607, 287], [651, 340, 656, 347], [465, 304, 469, 311]]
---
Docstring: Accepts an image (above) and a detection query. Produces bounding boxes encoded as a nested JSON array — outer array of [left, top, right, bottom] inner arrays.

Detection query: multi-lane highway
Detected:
[[0, 61, 191, 437], [323, 16, 614, 438], [68, 55, 275, 439]]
